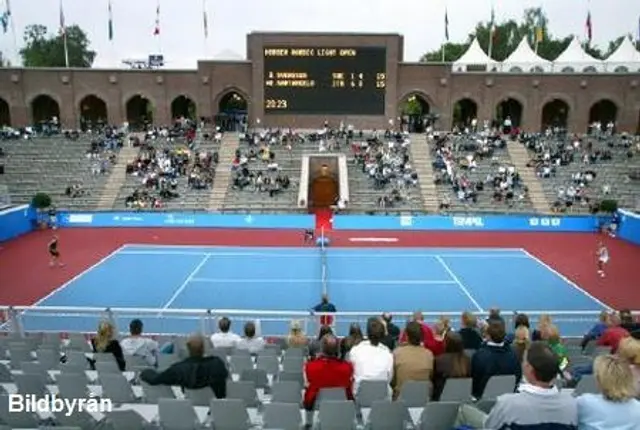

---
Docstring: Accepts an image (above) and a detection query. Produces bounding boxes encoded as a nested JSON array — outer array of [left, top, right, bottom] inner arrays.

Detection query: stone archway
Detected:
[[452, 98, 478, 129], [541, 98, 570, 131], [588, 99, 618, 126], [79, 95, 108, 127], [216, 90, 248, 132], [496, 98, 524, 128], [398, 93, 431, 133], [0, 97, 10, 127], [171, 95, 196, 120], [125, 95, 153, 129], [31, 94, 60, 124]]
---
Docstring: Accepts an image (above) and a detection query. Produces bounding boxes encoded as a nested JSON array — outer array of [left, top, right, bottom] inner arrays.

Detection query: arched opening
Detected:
[[216, 91, 248, 132], [399, 94, 430, 133], [614, 66, 629, 73], [561, 67, 575, 73], [171, 95, 196, 120], [309, 165, 339, 208], [541, 99, 570, 130], [452, 98, 478, 129], [588, 99, 618, 126], [31, 95, 60, 125], [125, 95, 153, 129], [509, 67, 523, 73], [583, 66, 598, 73], [0, 98, 10, 127], [79, 95, 108, 129], [496, 98, 524, 129]]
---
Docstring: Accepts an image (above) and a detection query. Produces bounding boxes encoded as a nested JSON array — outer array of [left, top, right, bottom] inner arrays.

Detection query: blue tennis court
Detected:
[[19, 245, 609, 337]]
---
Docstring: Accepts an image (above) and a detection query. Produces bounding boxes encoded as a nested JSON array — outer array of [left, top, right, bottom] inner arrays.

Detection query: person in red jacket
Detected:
[[303, 333, 354, 410], [598, 312, 630, 353], [399, 311, 444, 355]]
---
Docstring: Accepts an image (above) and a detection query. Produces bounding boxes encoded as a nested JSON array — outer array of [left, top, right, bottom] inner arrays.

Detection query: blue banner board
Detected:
[[56, 211, 315, 230], [0, 205, 36, 242], [618, 209, 640, 246], [332, 214, 603, 232]]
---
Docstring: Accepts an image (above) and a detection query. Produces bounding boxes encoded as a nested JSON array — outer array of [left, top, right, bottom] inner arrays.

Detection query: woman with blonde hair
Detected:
[[512, 325, 531, 364], [577, 354, 640, 428], [617, 337, 640, 396], [91, 320, 126, 371], [287, 320, 308, 348], [532, 314, 552, 341]]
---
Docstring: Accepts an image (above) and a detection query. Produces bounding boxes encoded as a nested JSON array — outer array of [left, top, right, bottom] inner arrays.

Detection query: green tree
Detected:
[[20, 24, 95, 67]]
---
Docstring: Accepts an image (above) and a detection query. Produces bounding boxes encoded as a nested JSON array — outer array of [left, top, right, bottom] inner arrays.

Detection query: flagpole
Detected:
[[202, 0, 208, 59], [488, 4, 495, 59], [7, 0, 18, 64], [155, 0, 162, 58], [442, 6, 448, 62], [60, 0, 69, 67]]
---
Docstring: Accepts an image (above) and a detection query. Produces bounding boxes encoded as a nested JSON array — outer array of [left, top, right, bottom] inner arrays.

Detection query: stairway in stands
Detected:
[[408, 133, 440, 212], [96, 144, 140, 210], [314, 208, 333, 232], [208, 132, 240, 211], [506, 142, 552, 213]]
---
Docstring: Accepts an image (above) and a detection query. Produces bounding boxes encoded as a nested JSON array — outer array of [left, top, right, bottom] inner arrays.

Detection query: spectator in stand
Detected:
[[236, 321, 265, 354], [459, 311, 483, 350], [210, 317, 242, 349], [381, 313, 401, 346], [391, 321, 434, 399], [456, 341, 577, 429], [309, 325, 333, 359], [140, 334, 228, 398], [432, 331, 471, 401], [120, 319, 159, 366], [91, 321, 126, 371], [487, 308, 502, 323], [620, 309, 640, 336], [544, 324, 569, 371], [340, 323, 363, 359], [532, 314, 552, 341], [303, 334, 354, 410], [287, 320, 308, 348], [400, 311, 441, 355], [598, 312, 630, 353], [512, 325, 531, 364], [617, 337, 640, 396], [312, 294, 336, 326], [378, 317, 396, 350], [577, 355, 640, 428], [471, 318, 521, 399], [580, 311, 610, 352], [506, 313, 531, 344], [349, 317, 393, 397]]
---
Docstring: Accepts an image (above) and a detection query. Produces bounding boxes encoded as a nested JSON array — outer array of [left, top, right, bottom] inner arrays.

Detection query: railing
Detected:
[[1, 306, 637, 338]]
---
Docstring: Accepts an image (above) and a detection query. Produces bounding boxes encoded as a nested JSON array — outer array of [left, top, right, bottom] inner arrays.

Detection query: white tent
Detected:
[[604, 37, 640, 72], [501, 37, 552, 73], [553, 37, 604, 72], [452, 39, 497, 72]]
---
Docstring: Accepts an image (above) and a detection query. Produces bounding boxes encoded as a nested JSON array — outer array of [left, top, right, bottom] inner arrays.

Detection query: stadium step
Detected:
[[208, 133, 240, 211], [506, 142, 552, 214], [97, 144, 140, 210], [409, 133, 440, 213]]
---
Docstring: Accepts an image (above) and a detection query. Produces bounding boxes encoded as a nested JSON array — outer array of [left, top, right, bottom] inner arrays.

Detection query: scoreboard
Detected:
[[263, 46, 387, 115]]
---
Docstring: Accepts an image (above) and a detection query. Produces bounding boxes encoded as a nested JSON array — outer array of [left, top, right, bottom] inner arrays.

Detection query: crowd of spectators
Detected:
[[51, 304, 639, 429]]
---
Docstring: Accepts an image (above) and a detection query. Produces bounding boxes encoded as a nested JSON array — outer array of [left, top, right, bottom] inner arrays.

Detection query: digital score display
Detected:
[[263, 47, 387, 115]]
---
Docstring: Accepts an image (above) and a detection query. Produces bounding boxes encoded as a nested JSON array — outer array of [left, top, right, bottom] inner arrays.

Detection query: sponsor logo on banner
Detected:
[[119, 216, 144, 223], [528, 217, 561, 227], [452, 216, 484, 227], [67, 214, 93, 224], [164, 214, 196, 225], [400, 215, 413, 227]]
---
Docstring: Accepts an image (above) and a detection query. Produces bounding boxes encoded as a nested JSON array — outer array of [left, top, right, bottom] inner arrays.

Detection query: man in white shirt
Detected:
[[349, 318, 393, 397], [210, 317, 242, 349]]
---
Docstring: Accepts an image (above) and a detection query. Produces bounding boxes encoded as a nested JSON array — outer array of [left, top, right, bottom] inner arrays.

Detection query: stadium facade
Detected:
[[0, 32, 639, 132]]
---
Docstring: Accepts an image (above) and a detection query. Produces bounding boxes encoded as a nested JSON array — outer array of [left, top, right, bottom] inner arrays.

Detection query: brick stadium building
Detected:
[[0, 32, 639, 132]]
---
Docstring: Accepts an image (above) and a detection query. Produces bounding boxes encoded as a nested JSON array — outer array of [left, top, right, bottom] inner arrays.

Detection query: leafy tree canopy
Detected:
[[20, 24, 95, 67], [422, 7, 630, 62]]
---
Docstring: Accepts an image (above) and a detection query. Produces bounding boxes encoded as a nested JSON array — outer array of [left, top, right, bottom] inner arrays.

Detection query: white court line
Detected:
[[122, 243, 523, 251], [519, 248, 612, 310], [31, 245, 128, 308], [117, 250, 529, 258], [189, 278, 458, 285], [435, 255, 484, 312], [161, 254, 212, 310]]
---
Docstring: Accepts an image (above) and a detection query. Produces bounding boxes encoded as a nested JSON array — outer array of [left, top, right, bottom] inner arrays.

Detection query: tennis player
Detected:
[[596, 241, 609, 278]]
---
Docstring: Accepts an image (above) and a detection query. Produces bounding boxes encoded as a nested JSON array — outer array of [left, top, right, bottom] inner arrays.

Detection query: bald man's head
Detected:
[[186, 334, 205, 358], [321, 334, 339, 357]]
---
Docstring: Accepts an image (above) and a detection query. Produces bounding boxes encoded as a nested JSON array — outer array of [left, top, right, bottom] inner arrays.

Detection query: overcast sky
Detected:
[[1, 0, 639, 68]]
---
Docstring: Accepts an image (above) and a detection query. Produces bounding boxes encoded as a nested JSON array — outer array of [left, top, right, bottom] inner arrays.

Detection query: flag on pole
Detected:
[[203, 0, 208, 39], [0, 0, 10, 33], [585, 11, 592, 44], [59, 0, 66, 35], [59, 0, 69, 67], [488, 6, 496, 59], [153, 3, 160, 35], [444, 9, 449, 41], [637, 15, 640, 43], [108, 0, 113, 41]]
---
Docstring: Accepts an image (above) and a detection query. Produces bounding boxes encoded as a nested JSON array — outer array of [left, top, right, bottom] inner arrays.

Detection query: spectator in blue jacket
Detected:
[[471, 318, 522, 399], [580, 311, 610, 351]]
